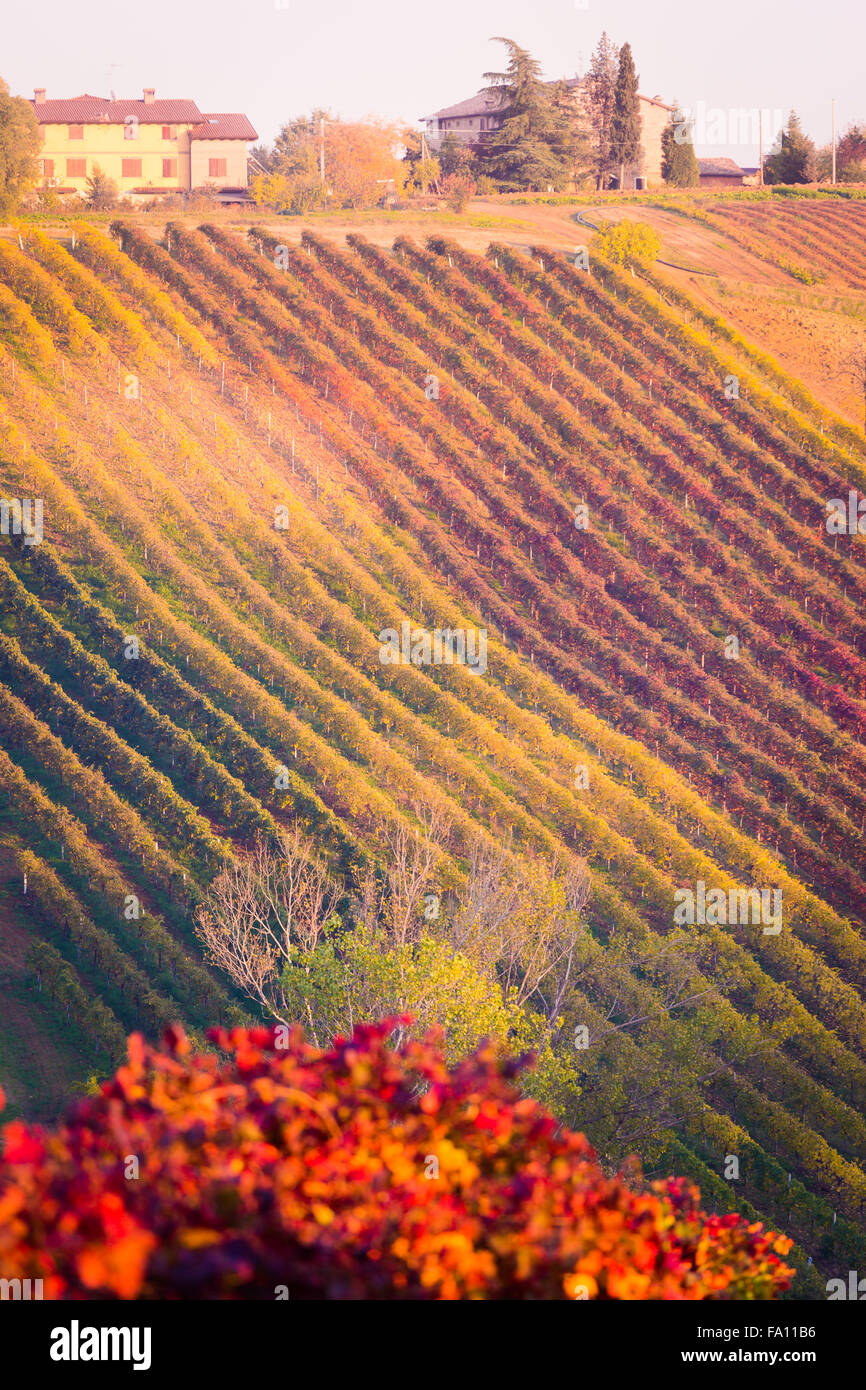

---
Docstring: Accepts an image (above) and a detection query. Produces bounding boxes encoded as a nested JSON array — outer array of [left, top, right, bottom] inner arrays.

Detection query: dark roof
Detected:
[[424, 89, 509, 121], [190, 113, 258, 141], [32, 95, 205, 124], [423, 77, 674, 122], [698, 157, 746, 176]]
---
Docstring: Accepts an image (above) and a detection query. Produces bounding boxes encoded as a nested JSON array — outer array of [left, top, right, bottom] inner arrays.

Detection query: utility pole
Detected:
[[832, 98, 837, 185], [759, 109, 764, 186], [319, 116, 326, 184]]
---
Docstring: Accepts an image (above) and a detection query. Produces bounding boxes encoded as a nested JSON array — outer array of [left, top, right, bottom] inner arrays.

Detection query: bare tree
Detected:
[[846, 341, 866, 434], [369, 799, 453, 947], [449, 842, 590, 1023], [195, 828, 341, 1025]]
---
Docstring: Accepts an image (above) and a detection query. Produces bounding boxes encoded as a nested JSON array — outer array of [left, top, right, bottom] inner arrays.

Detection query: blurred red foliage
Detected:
[[0, 1021, 794, 1300]]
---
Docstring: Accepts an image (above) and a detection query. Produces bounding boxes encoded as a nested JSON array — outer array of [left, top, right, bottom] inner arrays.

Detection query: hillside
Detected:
[[0, 205, 865, 1297]]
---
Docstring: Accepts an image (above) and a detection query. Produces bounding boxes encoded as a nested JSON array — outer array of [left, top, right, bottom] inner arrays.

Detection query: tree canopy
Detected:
[[476, 37, 585, 192], [0, 78, 41, 216], [764, 110, 816, 185], [585, 32, 620, 189], [662, 107, 700, 187], [608, 42, 642, 189], [254, 113, 406, 212]]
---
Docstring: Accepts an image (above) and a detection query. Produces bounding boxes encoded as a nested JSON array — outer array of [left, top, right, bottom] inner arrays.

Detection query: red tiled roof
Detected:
[[698, 157, 745, 176], [190, 113, 258, 141], [32, 95, 205, 124]]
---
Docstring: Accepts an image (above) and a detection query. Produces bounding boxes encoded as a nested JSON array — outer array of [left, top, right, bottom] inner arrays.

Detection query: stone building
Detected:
[[422, 75, 674, 189]]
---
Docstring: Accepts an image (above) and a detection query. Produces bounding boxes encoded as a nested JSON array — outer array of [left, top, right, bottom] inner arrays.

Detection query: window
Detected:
[[162, 158, 177, 178], [121, 158, 142, 178], [41, 158, 54, 178], [161, 125, 177, 140], [68, 124, 84, 139], [208, 157, 227, 177], [66, 158, 86, 177]]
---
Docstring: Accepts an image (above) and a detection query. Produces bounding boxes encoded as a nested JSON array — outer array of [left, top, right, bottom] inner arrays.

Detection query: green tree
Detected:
[[0, 78, 41, 216], [608, 42, 642, 190], [84, 165, 118, 210], [272, 110, 329, 180], [661, 108, 700, 187], [415, 156, 441, 194], [585, 32, 619, 190], [477, 37, 576, 191], [763, 110, 816, 185], [257, 110, 329, 213], [438, 131, 475, 179]]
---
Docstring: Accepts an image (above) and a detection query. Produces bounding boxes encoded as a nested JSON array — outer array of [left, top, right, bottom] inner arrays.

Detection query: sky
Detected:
[[3, 0, 864, 163]]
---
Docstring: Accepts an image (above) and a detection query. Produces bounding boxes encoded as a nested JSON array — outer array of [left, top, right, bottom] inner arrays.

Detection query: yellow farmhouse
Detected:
[[31, 88, 257, 200]]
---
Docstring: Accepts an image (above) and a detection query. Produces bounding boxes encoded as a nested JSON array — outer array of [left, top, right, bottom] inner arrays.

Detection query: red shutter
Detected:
[[66, 158, 86, 177], [68, 124, 84, 140], [208, 157, 227, 177], [162, 158, 177, 178], [41, 158, 54, 178], [121, 158, 143, 178]]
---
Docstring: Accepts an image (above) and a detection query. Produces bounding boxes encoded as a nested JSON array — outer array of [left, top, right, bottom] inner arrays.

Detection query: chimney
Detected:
[[34, 88, 46, 104], [143, 87, 155, 105]]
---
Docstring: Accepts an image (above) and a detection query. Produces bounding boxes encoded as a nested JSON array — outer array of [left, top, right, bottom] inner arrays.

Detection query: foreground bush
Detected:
[[0, 1022, 794, 1300]]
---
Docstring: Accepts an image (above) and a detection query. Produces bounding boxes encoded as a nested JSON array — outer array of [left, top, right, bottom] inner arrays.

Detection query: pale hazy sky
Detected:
[[4, 0, 863, 161]]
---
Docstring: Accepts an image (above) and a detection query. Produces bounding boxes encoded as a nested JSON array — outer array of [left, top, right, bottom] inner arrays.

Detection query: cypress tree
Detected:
[[764, 110, 816, 185], [661, 107, 700, 187], [585, 32, 619, 190], [609, 42, 642, 190]]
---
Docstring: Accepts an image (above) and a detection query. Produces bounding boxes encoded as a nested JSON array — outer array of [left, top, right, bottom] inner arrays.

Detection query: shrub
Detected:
[[595, 219, 661, 268], [84, 165, 118, 211], [0, 1022, 794, 1300], [442, 172, 477, 213]]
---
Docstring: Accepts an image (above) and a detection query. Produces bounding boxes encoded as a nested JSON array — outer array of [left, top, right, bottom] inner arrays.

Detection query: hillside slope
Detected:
[[0, 210, 864, 1296]]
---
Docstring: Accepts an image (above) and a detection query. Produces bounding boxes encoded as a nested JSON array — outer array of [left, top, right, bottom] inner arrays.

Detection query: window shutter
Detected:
[[121, 158, 143, 178], [66, 158, 86, 177]]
